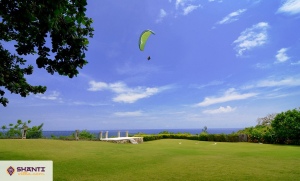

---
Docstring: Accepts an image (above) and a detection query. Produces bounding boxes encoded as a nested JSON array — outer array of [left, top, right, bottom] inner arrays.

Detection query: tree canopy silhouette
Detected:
[[0, 0, 94, 106]]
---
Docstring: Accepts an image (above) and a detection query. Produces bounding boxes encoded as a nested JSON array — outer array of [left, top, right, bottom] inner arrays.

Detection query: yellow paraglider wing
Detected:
[[139, 30, 155, 51]]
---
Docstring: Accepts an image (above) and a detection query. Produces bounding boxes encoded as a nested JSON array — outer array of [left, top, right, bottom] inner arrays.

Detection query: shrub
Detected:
[[1, 120, 43, 139], [5, 128, 21, 138], [158, 130, 174, 134], [142, 134, 199, 142], [26, 124, 44, 139], [237, 125, 274, 144], [59, 135, 75, 140], [187, 135, 199, 140], [272, 108, 300, 145], [260, 127, 274, 144], [51, 134, 57, 139], [199, 132, 208, 141], [227, 133, 239, 142], [78, 130, 96, 140], [142, 135, 163, 141], [207, 134, 215, 141], [214, 134, 227, 142]]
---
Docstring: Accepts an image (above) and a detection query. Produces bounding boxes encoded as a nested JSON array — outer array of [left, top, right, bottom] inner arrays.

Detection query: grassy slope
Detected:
[[0, 139, 299, 181]]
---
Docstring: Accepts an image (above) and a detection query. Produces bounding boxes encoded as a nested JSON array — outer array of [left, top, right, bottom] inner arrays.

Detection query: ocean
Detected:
[[42, 128, 242, 138]]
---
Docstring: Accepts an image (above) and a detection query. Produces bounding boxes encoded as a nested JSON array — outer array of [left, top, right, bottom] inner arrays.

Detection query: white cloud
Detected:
[[156, 9, 167, 23], [196, 88, 257, 107], [192, 80, 223, 89], [278, 0, 300, 15], [87, 81, 108, 91], [233, 22, 269, 56], [275, 48, 290, 63], [240, 76, 300, 100], [203, 106, 237, 114], [176, 0, 186, 9], [71, 101, 109, 107], [114, 111, 143, 117], [35, 91, 61, 101], [113, 87, 159, 103], [255, 77, 300, 87], [242, 76, 300, 89], [175, 0, 201, 15], [160, 9, 167, 18], [217, 9, 246, 25], [183, 4, 201, 15], [254, 63, 271, 69], [88, 81, 171, 103], [208, 0, 223, 2], [291, 60, 300, 65]]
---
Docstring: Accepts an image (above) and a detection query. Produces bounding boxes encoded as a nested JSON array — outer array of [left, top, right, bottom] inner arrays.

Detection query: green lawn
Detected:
[[0, 139, 299, 181]]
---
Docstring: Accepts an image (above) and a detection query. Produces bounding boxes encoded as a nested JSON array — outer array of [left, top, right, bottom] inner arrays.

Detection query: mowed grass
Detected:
[[0, 139, 299, 181]]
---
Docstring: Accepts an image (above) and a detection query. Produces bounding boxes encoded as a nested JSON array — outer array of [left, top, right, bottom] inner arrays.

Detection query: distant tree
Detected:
[[256, 113, 277, 126], [0, 0, 94, 106], [77, 130, 95, 140], [237, 113, 278, 144], [159, 130, 173, 134], [3, 119, 27, 138], [1, 125, 6, 131], [2, 119, 43, 138], [271, 108, 300, 144], [0, 125, 6, 137], [26, 123, 44, 139], [202, 126, 208, 133]]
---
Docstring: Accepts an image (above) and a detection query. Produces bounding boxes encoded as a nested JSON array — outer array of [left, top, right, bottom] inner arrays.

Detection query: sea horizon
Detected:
[[42, 128, 243, 138]]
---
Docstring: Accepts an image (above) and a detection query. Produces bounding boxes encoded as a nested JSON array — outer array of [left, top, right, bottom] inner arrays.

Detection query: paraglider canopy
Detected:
[[139, 29, 155, 51]]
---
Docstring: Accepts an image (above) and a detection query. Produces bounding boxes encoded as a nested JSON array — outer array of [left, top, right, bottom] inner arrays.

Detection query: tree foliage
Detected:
[[0, 0, 94, 106], [26, 123, 44, 139], [78, 130, 96, 140], [201, 126, 208, 133], [1, 119, 43, 138], [256, 113, 277, 126], [237, 114, 278, 143], [237, 109, 300, 145], [1, 119, 27, 138], [271, 108, 300, 144]]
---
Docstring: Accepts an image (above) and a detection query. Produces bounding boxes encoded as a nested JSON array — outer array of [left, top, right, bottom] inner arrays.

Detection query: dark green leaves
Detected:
[[271, 108, 300, 143], [0, 0, 94, 106]]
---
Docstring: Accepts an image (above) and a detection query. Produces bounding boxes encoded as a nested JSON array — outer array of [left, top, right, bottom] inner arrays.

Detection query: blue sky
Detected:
[[1, 0, 300, 130]]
